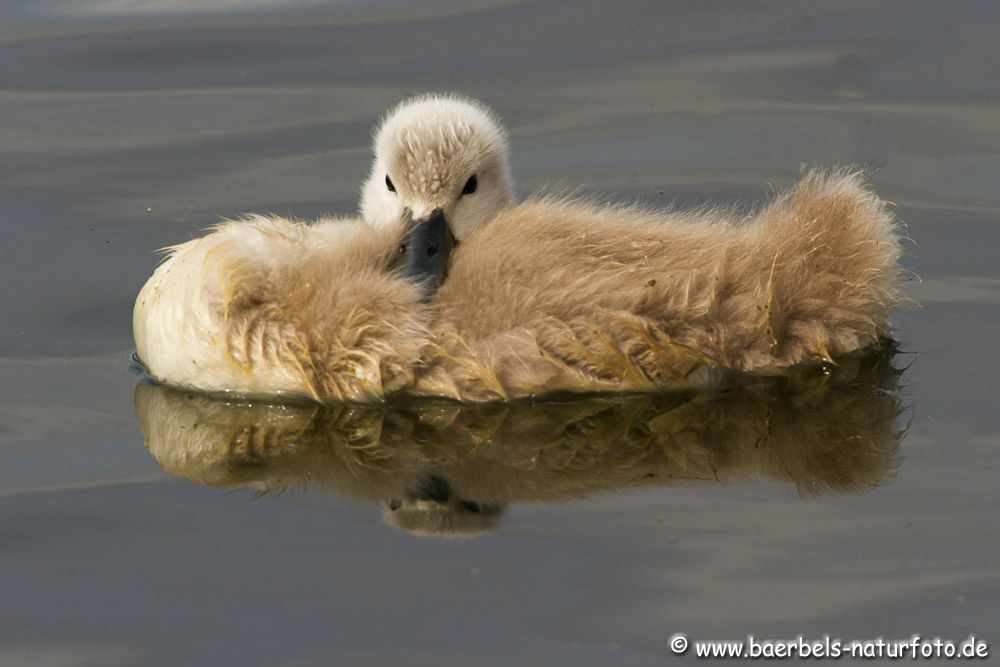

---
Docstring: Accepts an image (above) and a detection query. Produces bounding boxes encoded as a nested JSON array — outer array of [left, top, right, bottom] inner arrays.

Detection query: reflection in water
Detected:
[[136, 346, 905, 537]]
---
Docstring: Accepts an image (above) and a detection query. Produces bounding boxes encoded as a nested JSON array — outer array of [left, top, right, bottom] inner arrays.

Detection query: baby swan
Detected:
[[135, 94, 903, 403], [134, 94, 514, 401]]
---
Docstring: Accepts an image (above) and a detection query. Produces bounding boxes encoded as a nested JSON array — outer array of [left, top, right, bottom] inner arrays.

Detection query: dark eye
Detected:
[[461, 174, 477, 196], [385, 174, 396, 192]]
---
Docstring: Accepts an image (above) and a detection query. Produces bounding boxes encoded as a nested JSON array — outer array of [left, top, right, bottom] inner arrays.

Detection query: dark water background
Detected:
[[1, 1, 998, 664]]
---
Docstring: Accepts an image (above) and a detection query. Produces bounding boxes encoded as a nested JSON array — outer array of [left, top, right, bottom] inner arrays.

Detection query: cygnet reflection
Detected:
[[136, 345, 905, 538]]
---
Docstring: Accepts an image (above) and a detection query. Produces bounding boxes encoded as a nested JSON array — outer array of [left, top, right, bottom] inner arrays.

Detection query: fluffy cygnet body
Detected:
[[133, 217, 429, 400], [134, 95, 902, 402], [415, 170, 901, 400]]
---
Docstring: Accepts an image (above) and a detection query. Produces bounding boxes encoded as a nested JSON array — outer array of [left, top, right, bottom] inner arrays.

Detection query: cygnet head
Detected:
[[360, 94, 515, 242], [381, 473, 504, 538]]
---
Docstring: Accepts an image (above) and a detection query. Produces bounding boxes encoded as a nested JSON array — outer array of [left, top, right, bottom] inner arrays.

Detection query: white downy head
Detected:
[[360, 94, 514, 240]]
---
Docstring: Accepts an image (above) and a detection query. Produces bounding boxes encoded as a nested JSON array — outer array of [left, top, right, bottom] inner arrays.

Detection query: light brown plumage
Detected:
[[134, 216, 435, 401], [135, 170, 901, 402], [412, 169, 902, 400], [135, 92, 903, 402]]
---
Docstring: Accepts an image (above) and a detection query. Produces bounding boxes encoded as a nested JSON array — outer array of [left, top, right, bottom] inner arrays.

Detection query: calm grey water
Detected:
[[2, 1, 999, 665]]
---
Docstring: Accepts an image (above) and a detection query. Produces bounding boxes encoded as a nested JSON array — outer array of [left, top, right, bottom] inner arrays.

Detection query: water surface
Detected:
[[2, 1, 999, 664]]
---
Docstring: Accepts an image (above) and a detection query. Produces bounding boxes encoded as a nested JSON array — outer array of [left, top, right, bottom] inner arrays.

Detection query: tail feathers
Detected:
[[740, 169, 902, 370]]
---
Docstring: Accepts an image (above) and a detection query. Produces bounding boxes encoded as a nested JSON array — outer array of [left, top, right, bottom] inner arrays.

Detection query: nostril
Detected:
[[427, 244, 438, 257]]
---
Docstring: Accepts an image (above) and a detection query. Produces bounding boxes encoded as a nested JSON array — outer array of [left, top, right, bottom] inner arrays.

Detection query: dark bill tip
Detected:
[[396, 208, 456, 296]]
